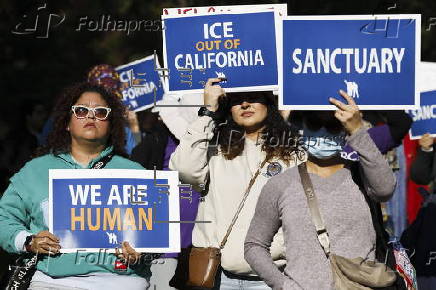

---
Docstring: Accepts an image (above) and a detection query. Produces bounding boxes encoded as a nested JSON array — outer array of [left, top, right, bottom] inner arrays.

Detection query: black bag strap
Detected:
[[91, 154, 113, 169]]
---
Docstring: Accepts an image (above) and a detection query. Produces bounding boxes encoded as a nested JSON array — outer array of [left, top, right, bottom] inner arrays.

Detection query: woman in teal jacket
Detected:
[[0, 82, 148, 289]]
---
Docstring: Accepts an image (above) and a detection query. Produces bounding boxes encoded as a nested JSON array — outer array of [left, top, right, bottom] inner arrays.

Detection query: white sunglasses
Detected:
[[71, 105, 111, 121]]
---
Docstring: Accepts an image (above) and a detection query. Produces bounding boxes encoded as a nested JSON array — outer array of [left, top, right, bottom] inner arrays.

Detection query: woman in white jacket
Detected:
[[169, 78, 301, 289]]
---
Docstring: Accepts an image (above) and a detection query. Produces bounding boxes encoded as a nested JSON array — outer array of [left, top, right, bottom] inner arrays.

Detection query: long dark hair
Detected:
[[36, 82, 128, 157], [210, 92, 301, 164]]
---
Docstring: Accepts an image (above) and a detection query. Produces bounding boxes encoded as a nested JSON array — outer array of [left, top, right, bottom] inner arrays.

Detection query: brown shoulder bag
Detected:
[[187, 157, 269, 288]]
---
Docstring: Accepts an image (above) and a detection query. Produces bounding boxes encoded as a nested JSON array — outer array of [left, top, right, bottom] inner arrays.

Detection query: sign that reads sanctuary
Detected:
[[278, 15, 421, 110]]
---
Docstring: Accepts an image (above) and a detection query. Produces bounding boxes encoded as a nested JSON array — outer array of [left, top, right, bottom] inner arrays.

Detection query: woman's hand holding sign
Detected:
[[419, 133, 435, 151], [29, 231, 61, 255], [116, 241, 142, 265], [204, 78, 226, 112], [329, 90, 363, 135]]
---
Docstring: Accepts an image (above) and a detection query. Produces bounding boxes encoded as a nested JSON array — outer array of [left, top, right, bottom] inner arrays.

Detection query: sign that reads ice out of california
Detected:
[[49, 169, 180, 253], [116, 55, 167, 112], [163, 11, 279, 93], [279, 15, 421, 110]]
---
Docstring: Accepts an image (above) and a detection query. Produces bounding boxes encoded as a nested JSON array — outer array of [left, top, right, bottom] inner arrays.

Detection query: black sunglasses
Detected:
[[229, 95, 271, 107]]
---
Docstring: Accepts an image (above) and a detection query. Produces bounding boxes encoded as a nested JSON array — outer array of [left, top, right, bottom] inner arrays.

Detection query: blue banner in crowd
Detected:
[[163, 11, 279, 93], [279, 15, 421, 110], [116, 55, 166, 112], [49, 169, 180, 253], [407, 90, 436, 139]]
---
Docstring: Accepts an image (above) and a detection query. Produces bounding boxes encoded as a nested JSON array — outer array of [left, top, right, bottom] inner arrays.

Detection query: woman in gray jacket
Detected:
[[245, 91, 396, 290]]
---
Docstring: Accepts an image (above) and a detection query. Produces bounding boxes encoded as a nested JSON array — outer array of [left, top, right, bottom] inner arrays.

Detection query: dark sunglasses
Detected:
[[229, 95, 270, 107], [71, 105, 111, 121]]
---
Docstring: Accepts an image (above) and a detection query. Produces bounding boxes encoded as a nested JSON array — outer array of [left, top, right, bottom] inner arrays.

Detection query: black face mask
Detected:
[[229, 95, 270, 107]]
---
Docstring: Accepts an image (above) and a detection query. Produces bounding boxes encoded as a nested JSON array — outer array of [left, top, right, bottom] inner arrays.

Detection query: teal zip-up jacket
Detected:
[[0, 146, 147, 277]]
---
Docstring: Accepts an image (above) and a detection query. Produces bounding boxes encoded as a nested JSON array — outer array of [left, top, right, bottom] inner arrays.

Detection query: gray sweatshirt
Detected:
[[244, 128, 396, 290]]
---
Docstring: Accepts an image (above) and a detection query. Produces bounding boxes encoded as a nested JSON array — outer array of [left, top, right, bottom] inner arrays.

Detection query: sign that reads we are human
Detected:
[[163, 11, 279, 93], [49, 169, 180, 253], [278, 15, 421, 110]]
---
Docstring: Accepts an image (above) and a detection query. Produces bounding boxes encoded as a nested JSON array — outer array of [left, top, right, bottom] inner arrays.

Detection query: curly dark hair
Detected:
[[210, 92, 302, 164], [36, 82, 128, 157]]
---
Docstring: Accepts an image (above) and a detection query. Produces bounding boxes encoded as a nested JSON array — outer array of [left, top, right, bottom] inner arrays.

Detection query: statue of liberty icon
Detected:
[[106, 232, 118, 245], [344, 80, 359, 99]]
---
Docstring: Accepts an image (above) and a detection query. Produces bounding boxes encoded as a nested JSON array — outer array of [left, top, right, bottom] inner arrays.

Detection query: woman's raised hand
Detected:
[[204, 78, 226, 112], [329, 90, 363, 135], [419, 133, 434, 151]]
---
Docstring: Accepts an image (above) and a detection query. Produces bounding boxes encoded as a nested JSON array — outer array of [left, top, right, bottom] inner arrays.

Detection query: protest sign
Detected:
[[116, 55, 167, 112], [407, 90, 436, 139], [278, 15, 421, 110], [162, 4, 287, 16], [163, 10, 280, 93], [417, 61, 436, 92], [49, 169, 180, 253]]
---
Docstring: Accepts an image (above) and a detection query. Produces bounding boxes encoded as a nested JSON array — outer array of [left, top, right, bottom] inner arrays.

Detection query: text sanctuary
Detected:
[[292, 48, 405, 74]]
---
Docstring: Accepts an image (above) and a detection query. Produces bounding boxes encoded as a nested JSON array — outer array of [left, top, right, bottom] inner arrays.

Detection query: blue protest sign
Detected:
[[163, 11, 279, 93], [49, 169, 180, 253], [407, 90, 436, 139], [278, 15, 421, 110], [116, 55, 167, 112]]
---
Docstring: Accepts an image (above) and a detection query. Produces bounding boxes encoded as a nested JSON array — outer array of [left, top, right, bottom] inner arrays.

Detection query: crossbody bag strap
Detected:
[[219, 156, 269, 250], [297, 162, 331, 257], [91, 154, 113, 169]]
